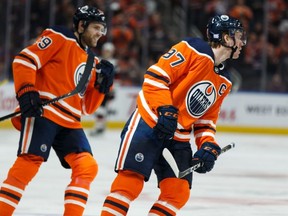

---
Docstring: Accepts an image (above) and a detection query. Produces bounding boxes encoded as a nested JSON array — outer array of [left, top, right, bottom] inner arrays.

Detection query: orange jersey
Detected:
[[12, 26, 104, 129], [137, 38, 232, 148]]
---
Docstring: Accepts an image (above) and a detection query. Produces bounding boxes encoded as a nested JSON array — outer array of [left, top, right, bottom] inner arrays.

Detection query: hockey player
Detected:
[[100, 15, 246, 215], [0, 5, 114, 216]]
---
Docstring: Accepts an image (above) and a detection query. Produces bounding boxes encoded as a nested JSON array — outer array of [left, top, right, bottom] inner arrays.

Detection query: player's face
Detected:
[[230, 31, 246, 59], [82, 23, 106, 48]]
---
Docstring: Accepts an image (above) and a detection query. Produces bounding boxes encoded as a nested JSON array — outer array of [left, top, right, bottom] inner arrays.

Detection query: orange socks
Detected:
[[148, 200, 179, 216], [0, 154, 43, 216], [101, 170, 144, 216], [63, 152, 98, 216], [101, 192, 131, 216], [0, 152, 97, 216], [148, 178, 190, 216]]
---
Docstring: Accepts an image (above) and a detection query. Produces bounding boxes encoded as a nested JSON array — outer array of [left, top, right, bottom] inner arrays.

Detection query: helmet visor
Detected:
[[229, 29, 247, 46], [88, 22, 107, 36], [96, 23, 107, 36]]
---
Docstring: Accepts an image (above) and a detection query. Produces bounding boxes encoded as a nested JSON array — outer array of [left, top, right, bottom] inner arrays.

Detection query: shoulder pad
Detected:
[[183, 37, 214, 60], [50, 26, 76, 39]]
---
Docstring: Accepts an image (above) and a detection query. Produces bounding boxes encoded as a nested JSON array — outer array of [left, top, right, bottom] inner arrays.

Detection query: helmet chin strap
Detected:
[[77, 31, 88, 51], [221, 38, 237, 59], [78, 33, 84, 49], [229, 46, 238, 59]]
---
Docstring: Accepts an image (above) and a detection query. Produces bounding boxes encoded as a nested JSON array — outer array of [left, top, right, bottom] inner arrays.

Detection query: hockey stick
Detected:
[[0, 53, 94, 122], [162, 142, 235, 178]]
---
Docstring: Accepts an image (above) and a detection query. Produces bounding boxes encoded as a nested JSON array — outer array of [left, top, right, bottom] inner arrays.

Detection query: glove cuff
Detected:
[[17, 84, 38, 99], [157, 105, 179, 117]]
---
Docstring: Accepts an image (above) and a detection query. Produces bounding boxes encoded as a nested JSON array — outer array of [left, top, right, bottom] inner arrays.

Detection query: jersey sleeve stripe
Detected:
[[13, 59, 36, 70], [22, 48, 42, 69], [148, 65, 171, 83], [144, 78, 169, 89], [17, 53, 36, 65], [193, 125, 216, 132], [145, 71, 170, 84], [139, 90, 158, 122], [194, 131, 215, 139], [194, 119, 216, 128], [174, 132, 191, 140]]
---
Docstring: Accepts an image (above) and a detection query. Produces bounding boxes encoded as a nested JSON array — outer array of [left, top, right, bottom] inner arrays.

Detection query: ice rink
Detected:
[[0, 128, 287, 216]]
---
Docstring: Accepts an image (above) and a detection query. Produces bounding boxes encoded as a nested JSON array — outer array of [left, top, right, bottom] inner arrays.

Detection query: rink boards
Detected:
[[1, 82, 288, 135]]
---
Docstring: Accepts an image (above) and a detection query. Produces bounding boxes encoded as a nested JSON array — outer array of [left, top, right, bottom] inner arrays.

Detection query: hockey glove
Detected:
[[192, 142, 221, 174], [154, 105, 178, 140], [16, 84, 43, 118], [94, 59, 115, 94]]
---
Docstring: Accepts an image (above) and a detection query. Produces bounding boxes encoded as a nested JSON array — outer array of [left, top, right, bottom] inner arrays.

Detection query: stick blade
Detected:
[[162, 148, 180, 178]]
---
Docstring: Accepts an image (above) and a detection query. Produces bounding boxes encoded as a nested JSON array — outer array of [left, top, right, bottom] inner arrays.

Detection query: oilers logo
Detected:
[[74, 63, 90, 97], [186, 81, 216, 117], [135, 153, 144, 162]]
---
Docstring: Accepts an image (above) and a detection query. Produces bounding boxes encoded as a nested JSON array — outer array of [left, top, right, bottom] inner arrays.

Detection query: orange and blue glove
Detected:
[[94, 59, 115, 94], [192, 142, 221, 173], [154, 105, 178, 140], [16, 84, 43, 118]]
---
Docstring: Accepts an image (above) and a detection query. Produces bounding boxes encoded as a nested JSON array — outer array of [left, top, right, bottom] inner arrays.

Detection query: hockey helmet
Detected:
[[207, 15, 246, 45], [73, 5, 107, 35]]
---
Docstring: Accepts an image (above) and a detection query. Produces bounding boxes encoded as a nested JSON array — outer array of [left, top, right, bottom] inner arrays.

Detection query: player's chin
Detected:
[[232, 52, 241, 59], [89, 41, 98, 48]]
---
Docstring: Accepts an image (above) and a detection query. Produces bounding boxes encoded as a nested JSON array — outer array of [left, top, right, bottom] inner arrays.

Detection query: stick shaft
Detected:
[[178, 143, 235, 178], [163, 143, 235, 178]]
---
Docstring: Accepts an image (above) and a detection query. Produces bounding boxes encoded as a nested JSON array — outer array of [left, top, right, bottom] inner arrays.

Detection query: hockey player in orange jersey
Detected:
[[0, 5, 115, 216], [100, 15, 247, 215]]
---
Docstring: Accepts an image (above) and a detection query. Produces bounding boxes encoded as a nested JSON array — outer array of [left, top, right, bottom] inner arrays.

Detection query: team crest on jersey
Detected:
[[135, 153, 144, 162], [74, 63, 90, 97], [186, 81, 216, 117]]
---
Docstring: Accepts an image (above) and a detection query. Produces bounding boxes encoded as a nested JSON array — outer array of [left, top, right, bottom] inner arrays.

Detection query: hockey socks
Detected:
[[63, 152, 98, 216], [0, 154, 43, 216], [148, 178, 190, 216], [101, 192, 131, 216], [148, 200, 179, 216], [101, 170, 144, 216]]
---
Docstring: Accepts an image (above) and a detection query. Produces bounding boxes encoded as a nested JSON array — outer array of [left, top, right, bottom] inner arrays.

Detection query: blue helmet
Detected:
[[207, 15, 246, 45], [73, 5, 107, 34]]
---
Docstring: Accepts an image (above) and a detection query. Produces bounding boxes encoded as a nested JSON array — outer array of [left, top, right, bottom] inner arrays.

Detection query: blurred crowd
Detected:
[[0, 0, 288, 92]]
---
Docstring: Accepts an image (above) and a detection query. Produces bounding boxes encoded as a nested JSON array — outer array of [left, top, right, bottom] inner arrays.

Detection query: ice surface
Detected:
[[0, 129, 287, 216]]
